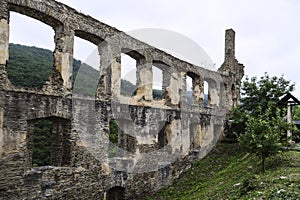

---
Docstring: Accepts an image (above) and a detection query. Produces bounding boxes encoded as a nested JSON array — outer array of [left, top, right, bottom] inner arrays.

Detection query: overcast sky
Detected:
[[9, 0, 300, 96]]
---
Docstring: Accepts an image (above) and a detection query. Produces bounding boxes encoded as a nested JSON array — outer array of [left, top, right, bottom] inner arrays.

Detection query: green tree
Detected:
[[292, 106, 300, 121], [230, 73, 295, 135], [230, 73, 295, 172], [238, 107, 291, 172]]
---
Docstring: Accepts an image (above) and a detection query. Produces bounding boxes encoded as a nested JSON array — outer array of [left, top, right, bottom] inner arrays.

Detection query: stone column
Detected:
[[111, 48, 121, 100], [135, 58, 153, 101], [98, 42, 121, 101], [97, 42, 110, 100], [225, 29, 235, 58], [53, 25, 74, 89], [166, 70, 181, 106], [193, 76, 204, 105], [0, 1, 9, 87], [162, 67, 170, 104]]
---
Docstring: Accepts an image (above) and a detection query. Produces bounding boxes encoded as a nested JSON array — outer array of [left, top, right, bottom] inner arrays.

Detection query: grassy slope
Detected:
[[148, 143, 300, 200]]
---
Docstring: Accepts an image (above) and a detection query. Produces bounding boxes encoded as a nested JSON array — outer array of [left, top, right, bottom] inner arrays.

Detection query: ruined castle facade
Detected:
[[0, 0, 244, 199]]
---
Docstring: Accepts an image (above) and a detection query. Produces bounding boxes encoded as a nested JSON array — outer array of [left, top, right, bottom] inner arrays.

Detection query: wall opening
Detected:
[[152, 65, 163, 99], [27, 117, 71, 168], [7, 12, 55, 88], [31, 119, 53, 167], [109, 119, 119, 157], [107, 186, 125, 200], [186, 75, 193, 104], [121, 53, 137, 97], [158, 122, 171, 148], [204, 81, 209, 106], [109, 118, 137, 157], [73, 36, 100, 96], [152, 61, 170, 100], [205, 79, 219, 107]]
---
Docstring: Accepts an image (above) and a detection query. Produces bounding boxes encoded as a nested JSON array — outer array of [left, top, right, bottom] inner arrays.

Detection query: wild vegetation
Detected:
[[230, 73, 296, 172], [148, 142, 300, 199]]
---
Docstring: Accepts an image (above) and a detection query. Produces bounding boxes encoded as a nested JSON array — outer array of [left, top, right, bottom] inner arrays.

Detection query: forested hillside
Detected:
[[7, 44, 53, 88], [7, 43, 139, 96]]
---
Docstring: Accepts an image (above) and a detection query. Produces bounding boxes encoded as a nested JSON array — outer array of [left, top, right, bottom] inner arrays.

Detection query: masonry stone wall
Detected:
[[0, 0, 244, 199]]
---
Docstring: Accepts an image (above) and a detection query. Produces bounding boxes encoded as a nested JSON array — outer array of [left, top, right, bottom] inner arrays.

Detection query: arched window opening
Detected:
[[121, 53, 137, 97], [152, 65, 163, 99], [73, 36, 100, 96], [7, 12, 54, 88]]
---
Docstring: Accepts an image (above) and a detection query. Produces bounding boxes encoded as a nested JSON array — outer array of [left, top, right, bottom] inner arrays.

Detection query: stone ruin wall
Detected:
[[0, 0, 244, 199]]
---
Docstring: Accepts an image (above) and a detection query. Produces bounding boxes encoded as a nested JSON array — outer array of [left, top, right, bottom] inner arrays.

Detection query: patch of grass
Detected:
[[148, 143, 300, 200]]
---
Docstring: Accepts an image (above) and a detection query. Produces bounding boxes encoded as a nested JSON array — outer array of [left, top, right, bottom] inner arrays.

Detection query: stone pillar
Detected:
[[98, 43, 121, 101], [162, 68, 171, 104], [225, 29, 235, 58], [166, 70, 181, 106], [193, 76, 204, 105], [53, 25, 74, 89], [135, 59, 153, 101], [111, 50, 121, 100], [98, 43, 110, 100], [0, 1, 9, 87]]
